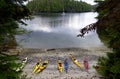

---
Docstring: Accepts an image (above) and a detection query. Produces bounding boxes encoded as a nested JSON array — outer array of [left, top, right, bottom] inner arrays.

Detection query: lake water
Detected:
[[17, 12, 105, 49]]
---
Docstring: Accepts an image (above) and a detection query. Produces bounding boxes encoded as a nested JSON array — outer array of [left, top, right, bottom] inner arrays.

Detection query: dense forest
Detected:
[[95, 0, 120, 79], [27, 0, 93, 13]]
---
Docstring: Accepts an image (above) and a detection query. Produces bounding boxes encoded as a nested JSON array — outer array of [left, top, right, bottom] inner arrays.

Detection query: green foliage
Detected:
[[0, 0, 31, 79], [96, 0, 120, 49], [0, 55, 21, 79], [95, 0, 120, 78], [97, 52, 120, 79], [27, 0, 92, 14], [0, 0, 31, 47]]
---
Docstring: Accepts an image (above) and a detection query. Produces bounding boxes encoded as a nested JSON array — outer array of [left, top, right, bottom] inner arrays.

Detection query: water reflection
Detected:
[[17, 12, 104, 49]]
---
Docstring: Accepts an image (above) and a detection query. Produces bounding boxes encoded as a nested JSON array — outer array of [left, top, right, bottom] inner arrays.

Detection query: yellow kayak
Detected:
[[57, 60, 63, 73], [69, 54, 82, 69], [33, 59, 42, 73], [36, 60, 48, 73]]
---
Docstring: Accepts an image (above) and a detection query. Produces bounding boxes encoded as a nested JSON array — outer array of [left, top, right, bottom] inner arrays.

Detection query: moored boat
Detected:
[[57, 60, 63, 73], [35, 60, 48, 73], [69, 54, 82, 69], [32, 59, 42, 73]]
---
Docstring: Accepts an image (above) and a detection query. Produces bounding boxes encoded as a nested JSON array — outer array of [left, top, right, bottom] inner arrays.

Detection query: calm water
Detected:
[[17, 12, 105, 49]]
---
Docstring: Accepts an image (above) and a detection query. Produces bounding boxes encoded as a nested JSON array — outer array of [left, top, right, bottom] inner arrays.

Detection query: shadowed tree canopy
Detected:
[[0, 0, 31, 50], [0, 0, 31, 79], [94, 0, 120, 79]]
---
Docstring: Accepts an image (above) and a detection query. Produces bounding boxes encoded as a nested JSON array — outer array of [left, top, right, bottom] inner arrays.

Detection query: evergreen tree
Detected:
[[0, 0, 31, 79], [95, 0, 120, 79]]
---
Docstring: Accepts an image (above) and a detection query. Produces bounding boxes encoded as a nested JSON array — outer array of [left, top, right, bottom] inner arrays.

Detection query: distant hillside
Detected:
[[27, 0, 93, 14]]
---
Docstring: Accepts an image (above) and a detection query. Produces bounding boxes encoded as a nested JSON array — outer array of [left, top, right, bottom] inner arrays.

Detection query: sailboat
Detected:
[[62, 8, 65, 15]]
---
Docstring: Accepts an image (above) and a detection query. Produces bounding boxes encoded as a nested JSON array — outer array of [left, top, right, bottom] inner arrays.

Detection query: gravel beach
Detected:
[[18, 47, 110, 79]]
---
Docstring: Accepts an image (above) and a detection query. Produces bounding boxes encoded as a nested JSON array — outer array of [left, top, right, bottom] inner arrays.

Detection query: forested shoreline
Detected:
[[27, 0, 93, 14], [1, 0, 120, 78]]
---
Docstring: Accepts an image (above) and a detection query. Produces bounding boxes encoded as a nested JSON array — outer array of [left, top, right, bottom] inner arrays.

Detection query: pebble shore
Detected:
[[18, 47, 110, 79]]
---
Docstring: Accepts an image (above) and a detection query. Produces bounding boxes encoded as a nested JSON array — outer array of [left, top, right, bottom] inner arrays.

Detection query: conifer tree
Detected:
[[95, 0, 120, 79], [0, 0, 31, 79]]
